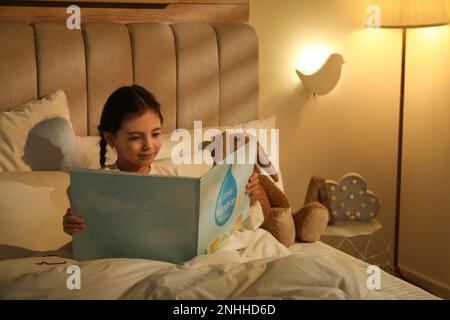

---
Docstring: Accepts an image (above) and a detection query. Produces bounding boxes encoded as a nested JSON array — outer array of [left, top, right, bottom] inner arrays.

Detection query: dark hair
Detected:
[[97, 85, 163, 168]]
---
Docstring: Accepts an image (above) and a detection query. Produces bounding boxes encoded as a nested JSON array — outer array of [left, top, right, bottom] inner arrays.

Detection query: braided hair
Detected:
[[97, 85, 163, 168]]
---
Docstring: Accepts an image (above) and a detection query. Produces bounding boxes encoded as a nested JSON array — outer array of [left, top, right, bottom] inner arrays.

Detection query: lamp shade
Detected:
[[373, 0, 449, 28]]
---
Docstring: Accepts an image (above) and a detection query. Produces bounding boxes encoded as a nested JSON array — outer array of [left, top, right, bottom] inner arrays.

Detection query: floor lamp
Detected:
[[373, 0, 449, 275]]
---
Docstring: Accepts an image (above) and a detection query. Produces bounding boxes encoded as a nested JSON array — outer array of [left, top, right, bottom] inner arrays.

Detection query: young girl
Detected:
[[63, 85, 261, 235]]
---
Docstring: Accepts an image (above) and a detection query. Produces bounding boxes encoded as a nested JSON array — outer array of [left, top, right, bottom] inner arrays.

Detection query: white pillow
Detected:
[[0, 90, 83, 172], [77, 136, 117, 169], [0, 171, 72, 260]]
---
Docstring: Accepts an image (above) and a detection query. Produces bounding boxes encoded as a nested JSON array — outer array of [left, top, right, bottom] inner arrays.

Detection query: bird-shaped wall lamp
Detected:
[[296, 53, 345, 96]]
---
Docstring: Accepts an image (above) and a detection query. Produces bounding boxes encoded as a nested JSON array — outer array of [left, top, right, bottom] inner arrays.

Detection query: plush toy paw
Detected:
[[261, 207, 296, 247], [292, 202, 329, 242]]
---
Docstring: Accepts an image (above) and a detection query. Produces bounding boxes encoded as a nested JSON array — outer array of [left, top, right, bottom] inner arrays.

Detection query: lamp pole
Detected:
[[393, 27, 407, 277]]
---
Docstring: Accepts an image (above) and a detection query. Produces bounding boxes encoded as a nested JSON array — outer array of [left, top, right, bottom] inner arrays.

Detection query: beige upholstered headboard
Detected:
[[0, 22, 259, 136]]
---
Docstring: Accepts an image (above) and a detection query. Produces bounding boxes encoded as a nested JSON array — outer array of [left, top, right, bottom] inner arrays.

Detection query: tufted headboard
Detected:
[[0, 22, 259, 136]]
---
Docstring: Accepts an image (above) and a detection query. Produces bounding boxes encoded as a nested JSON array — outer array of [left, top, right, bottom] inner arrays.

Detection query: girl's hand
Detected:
[[63, 208, 86, 235], [245, 172, 261, 205]]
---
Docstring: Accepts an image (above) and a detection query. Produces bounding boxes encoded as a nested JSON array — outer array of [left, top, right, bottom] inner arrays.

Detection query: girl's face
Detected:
[[105, 109, 162, 172]]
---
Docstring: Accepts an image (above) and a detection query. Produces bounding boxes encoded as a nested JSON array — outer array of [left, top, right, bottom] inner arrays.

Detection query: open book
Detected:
[[69, 145, 254, 263]]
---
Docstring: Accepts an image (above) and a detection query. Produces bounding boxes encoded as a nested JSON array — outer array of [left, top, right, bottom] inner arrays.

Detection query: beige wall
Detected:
[[250, 0, 449, 298], [399, 12, 450, 298]]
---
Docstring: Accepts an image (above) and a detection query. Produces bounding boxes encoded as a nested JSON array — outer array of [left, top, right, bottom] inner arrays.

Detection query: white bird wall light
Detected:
[[296, 53, 345, 95]]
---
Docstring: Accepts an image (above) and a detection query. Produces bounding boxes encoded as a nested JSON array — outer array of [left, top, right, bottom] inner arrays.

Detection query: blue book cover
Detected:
[[69, 144, 254, 263]]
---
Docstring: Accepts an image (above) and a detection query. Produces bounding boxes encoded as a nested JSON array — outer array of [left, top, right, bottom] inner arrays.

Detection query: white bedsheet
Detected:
[[0, 205, 438, 300], [289, 242, 439, 300]]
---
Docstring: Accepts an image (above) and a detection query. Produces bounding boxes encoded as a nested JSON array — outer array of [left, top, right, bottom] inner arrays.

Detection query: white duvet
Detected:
[[0, 205, 370, 300]]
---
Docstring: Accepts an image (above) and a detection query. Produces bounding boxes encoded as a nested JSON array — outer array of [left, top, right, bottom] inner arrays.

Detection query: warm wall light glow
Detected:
[[296, 45, 333, 75], [412, 25, 449, 43]]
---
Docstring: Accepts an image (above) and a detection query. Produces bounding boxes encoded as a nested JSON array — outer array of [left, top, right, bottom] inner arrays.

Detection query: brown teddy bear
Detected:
[[204, 132, 330, 247]]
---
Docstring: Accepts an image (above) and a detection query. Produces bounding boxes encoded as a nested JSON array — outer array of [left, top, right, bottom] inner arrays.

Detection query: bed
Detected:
[[0, 20, 439, 300]]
